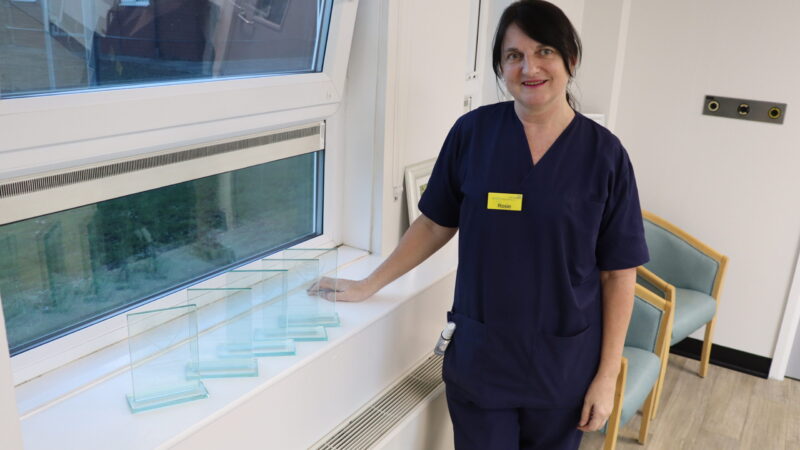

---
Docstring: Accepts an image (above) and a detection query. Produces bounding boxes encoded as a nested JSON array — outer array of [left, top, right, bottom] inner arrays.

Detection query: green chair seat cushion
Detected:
[[619, 346, 661, 427], [670, 288, 717, 345], [599, 346, 661, 434]]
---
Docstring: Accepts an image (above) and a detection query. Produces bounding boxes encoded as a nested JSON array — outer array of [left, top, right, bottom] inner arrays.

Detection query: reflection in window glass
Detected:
[[0, 0, 332, 98], [0, 151, 323, 355]]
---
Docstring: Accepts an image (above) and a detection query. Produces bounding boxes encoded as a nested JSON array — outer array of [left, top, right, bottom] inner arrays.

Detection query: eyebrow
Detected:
[[503, 45, 550, 53]]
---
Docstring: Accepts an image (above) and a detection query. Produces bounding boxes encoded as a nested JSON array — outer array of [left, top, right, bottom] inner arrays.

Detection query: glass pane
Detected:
[[225, 269, 296, 356], [0, 150, 322, 355], [0, 0, 333, 98], [186, 287, 258, 378], [126, 304, 208, 413]]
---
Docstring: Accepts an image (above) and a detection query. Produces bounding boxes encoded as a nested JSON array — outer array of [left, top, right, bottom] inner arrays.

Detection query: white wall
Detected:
[[610, 0, 800, 358], [341, 0, 381, 251], [574, 0, 629, 124], [371, 0, 471, 254]]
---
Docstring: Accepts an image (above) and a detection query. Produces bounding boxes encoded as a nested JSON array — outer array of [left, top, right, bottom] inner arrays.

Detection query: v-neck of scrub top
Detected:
[[511, 105, 579, 183]]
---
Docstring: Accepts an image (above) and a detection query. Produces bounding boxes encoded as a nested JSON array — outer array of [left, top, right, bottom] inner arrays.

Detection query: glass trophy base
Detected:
[[285, 312, 340, 328], [256, 326, 328, 342], [187, 359, 259, 379], [126, 382, 209, 414], [252, 338, 296, 356], [217, 342, 255, 358]]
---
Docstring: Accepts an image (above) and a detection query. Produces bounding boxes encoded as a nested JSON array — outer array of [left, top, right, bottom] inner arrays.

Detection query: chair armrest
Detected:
[[636, 266, 675, 302]]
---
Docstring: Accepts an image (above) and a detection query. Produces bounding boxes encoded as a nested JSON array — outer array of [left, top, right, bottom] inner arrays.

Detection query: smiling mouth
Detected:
[[522, 80, 547, 87]]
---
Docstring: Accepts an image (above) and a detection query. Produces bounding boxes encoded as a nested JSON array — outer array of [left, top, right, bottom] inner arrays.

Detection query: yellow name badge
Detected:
[[487, 192, 523, 211]]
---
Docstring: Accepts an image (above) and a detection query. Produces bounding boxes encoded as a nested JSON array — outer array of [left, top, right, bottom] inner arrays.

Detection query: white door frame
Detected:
[[769, 239, 800, 380]]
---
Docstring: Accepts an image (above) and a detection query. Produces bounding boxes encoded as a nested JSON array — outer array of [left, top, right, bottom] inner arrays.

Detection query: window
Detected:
[[1, 0, 356, 382], [1, 147, 323, 356], [0, 0, 332, 98]]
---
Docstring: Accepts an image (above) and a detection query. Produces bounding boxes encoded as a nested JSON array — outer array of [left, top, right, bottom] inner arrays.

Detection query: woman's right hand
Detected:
[[311, 277, 377, 303], [308, 215, 456, 304]]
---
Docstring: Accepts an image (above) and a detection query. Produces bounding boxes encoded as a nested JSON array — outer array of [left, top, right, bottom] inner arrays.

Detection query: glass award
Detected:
[[126, 304, 208, 413], [230, 267, 328, 342], [225, 269, 298, 355], [262, 247, 340, 328], [185, 287, 259, 378]]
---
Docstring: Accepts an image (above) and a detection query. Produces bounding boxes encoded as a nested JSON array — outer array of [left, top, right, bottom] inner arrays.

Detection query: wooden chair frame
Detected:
[[639, 210, 729, 420], [603, 284, 674, 449]]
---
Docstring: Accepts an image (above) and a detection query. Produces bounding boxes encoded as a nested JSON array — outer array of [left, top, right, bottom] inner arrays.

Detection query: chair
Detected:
[[602, 284, 674, 450], [637, 210, 729, 419]]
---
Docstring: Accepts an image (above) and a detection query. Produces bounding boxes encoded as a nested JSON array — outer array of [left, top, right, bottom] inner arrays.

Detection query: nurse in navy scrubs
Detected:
[[319, 1, 649, 448]]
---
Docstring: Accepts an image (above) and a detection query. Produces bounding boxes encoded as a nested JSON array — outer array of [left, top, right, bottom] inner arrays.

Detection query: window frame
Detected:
[[3, 0, 358, 385], [0, 0, 355, 181]]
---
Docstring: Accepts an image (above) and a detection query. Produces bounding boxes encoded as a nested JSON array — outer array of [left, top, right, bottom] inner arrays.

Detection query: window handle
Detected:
[[237, 10, 254, 24], [225, 0, 254, 24]]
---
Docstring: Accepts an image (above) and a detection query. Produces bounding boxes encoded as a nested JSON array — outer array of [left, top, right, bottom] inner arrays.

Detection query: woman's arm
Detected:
[[597, 268, 637, 378], [317, 214, 457, 302], [577, 267, 636, 432]]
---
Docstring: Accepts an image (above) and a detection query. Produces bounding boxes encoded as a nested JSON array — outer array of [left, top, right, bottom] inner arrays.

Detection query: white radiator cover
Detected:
[[371, 386, 454, 450], [315, 355, 452, 449]]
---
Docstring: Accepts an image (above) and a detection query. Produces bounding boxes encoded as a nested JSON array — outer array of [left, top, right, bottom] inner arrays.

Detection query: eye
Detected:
[[540, 48, 556, 56], [505, 52, 521, 62]]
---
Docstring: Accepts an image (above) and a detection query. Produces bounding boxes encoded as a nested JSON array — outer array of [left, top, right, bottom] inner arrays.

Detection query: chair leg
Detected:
[[637, 389, 656, 444], [603, 358, 627, 450], [699, 316, 717, 378], [651, 337, 670, 420]]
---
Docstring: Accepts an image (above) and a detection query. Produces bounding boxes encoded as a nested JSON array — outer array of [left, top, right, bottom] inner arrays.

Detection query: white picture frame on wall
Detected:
[[404, 158, 436, 223]]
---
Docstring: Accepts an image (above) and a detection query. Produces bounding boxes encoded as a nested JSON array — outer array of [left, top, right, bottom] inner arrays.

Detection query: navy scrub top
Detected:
[[419, 101, 649, 410]]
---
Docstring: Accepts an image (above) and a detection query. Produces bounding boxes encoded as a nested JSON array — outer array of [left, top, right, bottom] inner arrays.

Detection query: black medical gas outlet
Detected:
[[703, 95, 786, 124]]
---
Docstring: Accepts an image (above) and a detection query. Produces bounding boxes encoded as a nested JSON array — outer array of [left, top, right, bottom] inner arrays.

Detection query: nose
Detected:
[[521, 55, 540, 75]]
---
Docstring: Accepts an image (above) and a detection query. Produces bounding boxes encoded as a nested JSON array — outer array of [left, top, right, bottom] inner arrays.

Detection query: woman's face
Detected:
[[500, 23, 572, 113]]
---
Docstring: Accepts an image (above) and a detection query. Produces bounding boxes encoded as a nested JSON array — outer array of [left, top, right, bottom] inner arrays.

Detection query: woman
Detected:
[[321, 1, 648, 448]]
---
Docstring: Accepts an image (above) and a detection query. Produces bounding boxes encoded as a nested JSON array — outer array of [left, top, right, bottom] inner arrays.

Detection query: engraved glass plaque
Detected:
[[185, 288, 259, 378], [126, 304, 208, 413]]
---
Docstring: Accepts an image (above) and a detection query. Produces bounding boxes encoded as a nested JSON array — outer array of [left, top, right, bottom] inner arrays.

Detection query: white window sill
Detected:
[[16, 242, 458, 450]]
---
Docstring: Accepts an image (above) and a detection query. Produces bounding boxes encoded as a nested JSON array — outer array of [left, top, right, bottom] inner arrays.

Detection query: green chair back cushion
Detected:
[[625, 295, 662, 352], [643, 219, 719, 296]]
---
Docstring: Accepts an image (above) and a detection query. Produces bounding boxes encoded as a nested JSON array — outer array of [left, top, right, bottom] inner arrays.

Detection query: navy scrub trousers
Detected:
[[418, 101, 649, 449], [445, 385, 583, 450]]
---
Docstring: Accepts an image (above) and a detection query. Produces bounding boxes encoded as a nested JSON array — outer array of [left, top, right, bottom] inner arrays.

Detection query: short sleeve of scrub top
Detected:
[[418, 102, 649, 410], [418, 116, 466, 228]]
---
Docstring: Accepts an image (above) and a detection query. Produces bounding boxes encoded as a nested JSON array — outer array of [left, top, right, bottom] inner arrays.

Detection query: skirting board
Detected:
[[671, 338, 772, 379]]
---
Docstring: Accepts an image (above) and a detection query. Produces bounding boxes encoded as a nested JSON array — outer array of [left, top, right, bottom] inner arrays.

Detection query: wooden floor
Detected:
[[579, 354, 800, 450]]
